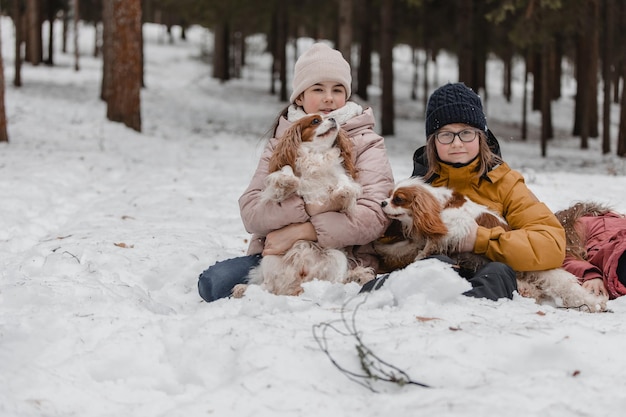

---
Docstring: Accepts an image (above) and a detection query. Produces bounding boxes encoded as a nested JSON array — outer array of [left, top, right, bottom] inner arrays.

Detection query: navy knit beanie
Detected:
[[425, 83, 487, 137]]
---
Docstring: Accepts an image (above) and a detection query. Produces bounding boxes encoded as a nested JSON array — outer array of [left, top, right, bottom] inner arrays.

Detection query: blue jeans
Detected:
[[197, 254, 262, 302]]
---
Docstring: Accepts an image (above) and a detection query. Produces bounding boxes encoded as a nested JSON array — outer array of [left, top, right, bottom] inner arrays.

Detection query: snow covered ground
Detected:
[[2, 19, 626, 417]]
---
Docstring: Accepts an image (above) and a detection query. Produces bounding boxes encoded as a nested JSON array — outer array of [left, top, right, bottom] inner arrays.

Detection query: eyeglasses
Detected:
[[434, 129, 479, 145]]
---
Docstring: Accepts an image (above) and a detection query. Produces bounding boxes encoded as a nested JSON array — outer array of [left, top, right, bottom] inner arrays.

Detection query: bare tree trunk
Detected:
[[588, 0, 600, 138], [574, 33, 590, 148], [213, 21, 230, 81], [12, 0, 22, 87], [355, 0, 371, 100], [268, 9, 277, 95], [457, 0, 473, 85], [338, 0, 352, 67], [502, 51, 512, 102], [601, 0, 614, 154], [25, 0, 42, 65], [106, 0, 142, 132], [101, 0, 112, 101], [379, 0, 394, 135], [94, 22, 101, 57], [62, 2, 68, 53], [617, 64, 626, 157], [422, 50, 429, 110], [276, 0, 288, 102], [540, 43, 553, 157], [45, 1, 54, 66], [411, 48, 418, 101], [0, 17, 9, 142], [521, 51, 529, 140], [73, 0, 79, 71]]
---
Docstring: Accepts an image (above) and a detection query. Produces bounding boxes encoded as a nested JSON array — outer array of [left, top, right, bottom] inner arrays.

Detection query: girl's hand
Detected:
[[262, 222, 317, 256], [582, 278, 608, 298]]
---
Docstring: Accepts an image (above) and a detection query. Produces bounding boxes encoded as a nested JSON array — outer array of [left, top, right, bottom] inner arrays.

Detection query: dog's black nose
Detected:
[[381, 201, 387, 207]]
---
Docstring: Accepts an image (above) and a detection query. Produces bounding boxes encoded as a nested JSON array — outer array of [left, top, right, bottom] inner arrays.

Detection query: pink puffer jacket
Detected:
[[238, 107, 394, 269], [561, 212, 626, 299]]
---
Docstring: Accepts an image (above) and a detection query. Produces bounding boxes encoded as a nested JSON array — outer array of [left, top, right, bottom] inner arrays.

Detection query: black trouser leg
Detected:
[[463, 262, 517, 301]]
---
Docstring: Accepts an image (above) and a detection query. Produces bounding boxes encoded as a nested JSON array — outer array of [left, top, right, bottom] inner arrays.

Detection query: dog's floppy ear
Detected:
[[410, 189, 448, 238], [269, 122, 302, 173], [335, 129, 358, 179]]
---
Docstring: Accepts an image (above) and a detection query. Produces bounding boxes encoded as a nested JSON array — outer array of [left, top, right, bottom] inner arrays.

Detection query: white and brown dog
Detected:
[[374, 177, 607, 312], [233, 114, 374, 298]]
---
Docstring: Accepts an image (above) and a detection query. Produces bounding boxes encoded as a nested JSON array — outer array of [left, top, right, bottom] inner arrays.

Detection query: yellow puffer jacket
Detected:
[[430, 159, 566, 272]]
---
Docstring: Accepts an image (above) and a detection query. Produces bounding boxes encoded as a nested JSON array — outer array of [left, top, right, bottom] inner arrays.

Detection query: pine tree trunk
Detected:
[[106, 0, 142, 132], [25, 0, 41, 65], [12, 0, 22, 87], [540, 43, 552, 156], [101, 0, 112, 101], [0, 17, 9, 142], [275, 1, 287, 102], [457, 0, 473, 85], [73, 0, 79, 71], [212, 22, 229, 81], [617, 64, 626, 157], [601, 0, 614, 154], [380, 0, 394, 135], [338, 0, 352, 68], [355, 0, 372, 101]]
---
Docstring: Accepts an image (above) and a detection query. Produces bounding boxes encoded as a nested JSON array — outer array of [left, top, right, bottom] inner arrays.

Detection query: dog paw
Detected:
[[331, 184, 361, 212], [263, 173, 300, 202], [232, 284, 248, 298], [345, 266, 376, 286]]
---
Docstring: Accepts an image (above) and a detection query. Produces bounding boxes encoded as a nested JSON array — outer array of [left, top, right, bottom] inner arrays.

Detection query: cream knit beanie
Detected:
[[289, 43, 352, 103]]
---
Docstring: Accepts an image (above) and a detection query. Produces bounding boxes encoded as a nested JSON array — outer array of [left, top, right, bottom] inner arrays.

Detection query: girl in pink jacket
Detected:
[[556, 202, 626, 299], [198, 43, 394, 302]]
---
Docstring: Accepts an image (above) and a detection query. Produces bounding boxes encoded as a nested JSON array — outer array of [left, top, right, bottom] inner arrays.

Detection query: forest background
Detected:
[[3, 1, 626, 416], [0, 0, 625, 158]]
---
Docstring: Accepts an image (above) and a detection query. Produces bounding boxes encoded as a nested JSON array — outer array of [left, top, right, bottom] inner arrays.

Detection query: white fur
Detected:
[[376, 177, 608, 313], [235, 116, 371, 298], [261, 118, 362, 212]]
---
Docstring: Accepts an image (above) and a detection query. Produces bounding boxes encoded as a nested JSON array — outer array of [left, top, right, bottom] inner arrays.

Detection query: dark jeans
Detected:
[[197, 254, 262, 302], [360, 255, 517, 301]]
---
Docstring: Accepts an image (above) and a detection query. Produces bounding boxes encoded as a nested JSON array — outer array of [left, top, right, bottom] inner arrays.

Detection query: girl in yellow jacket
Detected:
[[363, 82, 566, 300]]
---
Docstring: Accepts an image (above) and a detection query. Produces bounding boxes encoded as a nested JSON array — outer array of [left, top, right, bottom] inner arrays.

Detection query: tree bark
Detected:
[[540, 43, 553, 156], [25, 0, 42, 65], [73, 0, 79, 71], [380, 0, 394, 135], [355, 0, 372, 100], [106, 0, 142, 132], [617, 64, 626, 157], [601, 0, 614, 154], [337, 0, 352, 67], [457, 0, 473, 85], [12, 0, 22, 87], [212, 21, 229, 81], [0, 16, 9, 142]]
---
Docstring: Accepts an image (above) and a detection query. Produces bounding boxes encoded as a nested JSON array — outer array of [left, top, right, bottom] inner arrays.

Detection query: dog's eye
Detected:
[[311, 117, 321, 125], [392, 196, 406, 205]]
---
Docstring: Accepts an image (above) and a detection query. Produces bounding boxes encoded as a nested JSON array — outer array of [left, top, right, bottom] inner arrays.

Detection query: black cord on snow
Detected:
[[312, 294, 430, 392]]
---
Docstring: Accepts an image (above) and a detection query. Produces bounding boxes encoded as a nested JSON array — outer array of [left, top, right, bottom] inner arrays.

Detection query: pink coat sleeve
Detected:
[[561, 255, 603, 284]]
